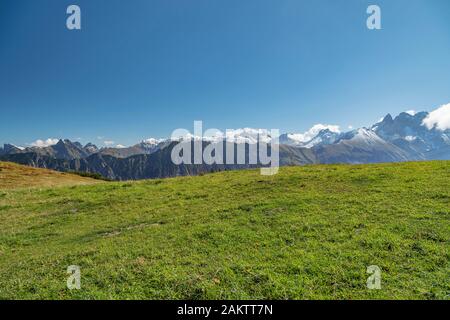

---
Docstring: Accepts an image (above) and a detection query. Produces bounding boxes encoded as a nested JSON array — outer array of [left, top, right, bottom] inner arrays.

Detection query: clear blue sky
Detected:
[[1, 0, 449, 147]]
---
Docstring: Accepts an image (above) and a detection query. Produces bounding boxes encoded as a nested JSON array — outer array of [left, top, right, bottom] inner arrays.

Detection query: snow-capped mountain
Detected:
[[337, 127, 385, 145], [1, 104, 449, 180], [302, 129, 342, 148], [142, 138, 165, 146], [312, 127, 411, 164], [279, 124, 341, 147], [139, 138, 167, 152], [278, 104, 450, 161], [372, 110, 450, 159], [169, 128, 277, 144]]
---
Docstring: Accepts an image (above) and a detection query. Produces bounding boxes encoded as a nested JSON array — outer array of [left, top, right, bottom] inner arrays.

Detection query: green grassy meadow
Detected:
[[0, 161, 449, 299]]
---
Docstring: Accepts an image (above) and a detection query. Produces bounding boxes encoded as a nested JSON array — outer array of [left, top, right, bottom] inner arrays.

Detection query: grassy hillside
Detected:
[[0, 162, 100, 189], [0, 161, 448, 299]]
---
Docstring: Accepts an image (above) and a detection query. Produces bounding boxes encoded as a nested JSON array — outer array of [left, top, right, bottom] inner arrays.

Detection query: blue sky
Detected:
[[1, 0, 449, 147]]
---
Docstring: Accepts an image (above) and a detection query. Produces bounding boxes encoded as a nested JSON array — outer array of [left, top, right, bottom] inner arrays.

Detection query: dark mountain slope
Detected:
[[0, 141, 316, 180], [313, 128, 411, 164]]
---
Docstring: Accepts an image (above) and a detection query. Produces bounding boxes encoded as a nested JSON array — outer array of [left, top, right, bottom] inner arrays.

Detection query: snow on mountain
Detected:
[[302, 129, 341, 148], [404, 136, 416, 142], [142, 138, 166, 145], [223, 128, 275, 144], [337, 128, 384, 145], [0, 144, 24, 155], [166, 125, 339, 146], [313, 127, 411, 164], [372, 109, 450, 159], [4, 103, 450, 162], [280, 124, 341, 147], [169, 128, 277, 144]]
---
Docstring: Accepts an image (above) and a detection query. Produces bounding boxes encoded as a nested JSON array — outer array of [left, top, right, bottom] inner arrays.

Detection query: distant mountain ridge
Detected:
[[1, 109, 449, 180], [0, 139, 167, 159], [0, 139, 96, 160]]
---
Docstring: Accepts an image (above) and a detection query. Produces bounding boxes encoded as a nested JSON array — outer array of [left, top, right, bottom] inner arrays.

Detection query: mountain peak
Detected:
[[397, 112, 414, 119], [2, 144, 22, 154], [84, 142, 99, 154], [382, 114, 393, 123], [54, 139, 71, 148], [142, 138, 165, 146], [84, 142, 97, 148], [47, 139, 89, 160]]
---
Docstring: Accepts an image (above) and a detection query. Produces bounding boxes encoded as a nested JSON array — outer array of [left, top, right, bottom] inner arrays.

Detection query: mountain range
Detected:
[[1, 110, 449, 180]]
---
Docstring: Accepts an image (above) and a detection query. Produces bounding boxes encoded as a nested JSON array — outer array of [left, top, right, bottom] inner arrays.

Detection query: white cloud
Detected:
[[116, 144, 126, 149], [348, 125, 353, 130], [142, 138, 165, 145], [287, 124, 340, 143], [405, 110, 416, 116], [104, 140, 115, 146], [30, 138, 59, 147], [423, 103, 450, 131]]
